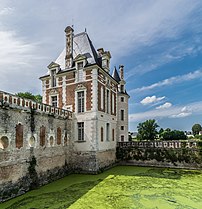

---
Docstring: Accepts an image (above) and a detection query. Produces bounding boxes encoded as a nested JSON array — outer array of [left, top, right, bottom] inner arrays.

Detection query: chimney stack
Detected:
[[119, 65, 124, 80], [64, 26, 74, 68]]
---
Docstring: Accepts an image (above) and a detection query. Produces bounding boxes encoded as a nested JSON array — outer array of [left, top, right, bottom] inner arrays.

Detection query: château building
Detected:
[[40, 26, 129, 169]]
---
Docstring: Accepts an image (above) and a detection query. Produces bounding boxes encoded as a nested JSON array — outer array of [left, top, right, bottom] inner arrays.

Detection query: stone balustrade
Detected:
[[117, 141, 198, 149], [0, 91, 72, 119]]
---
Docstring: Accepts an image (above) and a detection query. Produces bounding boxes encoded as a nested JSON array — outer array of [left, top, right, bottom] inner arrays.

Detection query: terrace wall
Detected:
[[0, 91, 73, 202], [117, 141, 202, 169]]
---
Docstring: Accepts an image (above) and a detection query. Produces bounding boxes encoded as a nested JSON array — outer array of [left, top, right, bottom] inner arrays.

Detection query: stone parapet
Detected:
[[0, 91, 72, 119]]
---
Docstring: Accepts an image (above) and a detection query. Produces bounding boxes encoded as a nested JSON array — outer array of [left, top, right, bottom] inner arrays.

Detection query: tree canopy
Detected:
[[161, 129, 187, 140], [137, 119, 159, 141], [16, 92, 42, 103], [192, 124, 202, 136]]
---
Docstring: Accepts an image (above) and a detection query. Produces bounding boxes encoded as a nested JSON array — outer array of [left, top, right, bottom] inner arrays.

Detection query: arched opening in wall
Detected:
[[112, 129, 115, 141], [40, 126, 46, 147], [121, 135, 124, 142], [101, 127, 103, 142], [0, 136, 9, 149], [29, 136, 36, 147], [16, 124, 23, 149], [49, 136, 54, 146], [57, 127, 62, 145]]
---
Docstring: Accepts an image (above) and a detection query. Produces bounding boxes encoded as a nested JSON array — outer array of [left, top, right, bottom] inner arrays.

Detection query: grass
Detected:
[[1, 166, 202, 209]]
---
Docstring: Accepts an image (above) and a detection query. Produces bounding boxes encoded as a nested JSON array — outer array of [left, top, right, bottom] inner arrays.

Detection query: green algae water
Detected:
[[1, 166, 202, 209]]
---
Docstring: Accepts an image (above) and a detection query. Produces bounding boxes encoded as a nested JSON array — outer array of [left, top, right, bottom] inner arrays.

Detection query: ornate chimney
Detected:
[[64, 26, 74, 69]]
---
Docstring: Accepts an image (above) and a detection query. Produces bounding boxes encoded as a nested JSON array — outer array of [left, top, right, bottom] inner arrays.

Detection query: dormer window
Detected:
[[77, 62, 84, 82], [78, 62, 83, 70], [51, 69, 56, 87]]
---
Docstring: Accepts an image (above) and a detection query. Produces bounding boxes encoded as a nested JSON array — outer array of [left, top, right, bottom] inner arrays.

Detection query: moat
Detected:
[[1, 166, 202, 209]]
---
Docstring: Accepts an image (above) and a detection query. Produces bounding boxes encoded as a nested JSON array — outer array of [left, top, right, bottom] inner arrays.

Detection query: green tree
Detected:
[[137, 119, 159, 141], [192, 124, 202, 136], [16, 92, 42, 103], [161, 130, 187, 140]]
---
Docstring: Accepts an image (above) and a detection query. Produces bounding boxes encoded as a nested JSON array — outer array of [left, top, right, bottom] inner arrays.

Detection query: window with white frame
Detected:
[[51, 69, 56, 87], [51, 96, 57, 107], [77, 62, 83, 82], [78, 122, 84, 141], [77, 91, 84, 113], [101, 86, 104, 110], [112, 93, 114, 114], [106, 89, 109, 113]]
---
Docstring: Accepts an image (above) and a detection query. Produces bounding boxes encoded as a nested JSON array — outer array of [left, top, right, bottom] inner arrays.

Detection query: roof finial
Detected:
[[85, 28, 87, 33]]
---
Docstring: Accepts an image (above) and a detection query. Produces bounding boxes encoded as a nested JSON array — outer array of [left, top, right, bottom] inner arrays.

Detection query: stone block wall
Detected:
[[0, 92, 73, 202], [117, 141, 202, 169]]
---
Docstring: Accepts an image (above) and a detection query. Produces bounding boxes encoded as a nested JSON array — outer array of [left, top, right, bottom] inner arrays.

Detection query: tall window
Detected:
[[101, 86, 104, 110], [121, 97, 124, 102], [40, 126, 46, 147], [77, 91, 84, 113], [121, 110, 124, 121], [121, 110, 124, 120], [52, 96, 57, 107], [106, 123, 109, 141], [78, 122, 84, 141], [112, 93, 114, 114], [121, 135, 124, 142], [120, 85, 124, 92], [112, 129, 115, 141], [77, 62, 83, 82], [16, 124, 23, 149], [51, 69, 56, 87], [101, 127, 104, 142], [57, 127, 62, 145], [106, 90, 109, 113]]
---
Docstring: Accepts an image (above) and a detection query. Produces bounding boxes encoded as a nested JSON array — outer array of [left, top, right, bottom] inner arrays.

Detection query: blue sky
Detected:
[[0, 0, 202, 131]]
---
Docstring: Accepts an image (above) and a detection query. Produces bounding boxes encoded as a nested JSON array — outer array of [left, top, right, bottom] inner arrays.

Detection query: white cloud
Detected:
[[140, 95, 165, 105], [170, 112, 192, 118], [156, 102, 172, 109], [170, 106, 192, 118], [129, 101, 202, 122], [0, 0, 201, 94], [129, 70, 202, 93], [0, 7, 13, 16]]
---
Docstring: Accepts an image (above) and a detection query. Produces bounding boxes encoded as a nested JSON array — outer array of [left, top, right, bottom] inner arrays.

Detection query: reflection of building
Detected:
[[40, 26, 129, 170]]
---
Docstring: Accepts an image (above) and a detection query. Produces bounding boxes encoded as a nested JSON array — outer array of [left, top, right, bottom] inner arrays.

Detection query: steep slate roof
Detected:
[[112, 67, 121, 83], [55, 32, 99, 70]]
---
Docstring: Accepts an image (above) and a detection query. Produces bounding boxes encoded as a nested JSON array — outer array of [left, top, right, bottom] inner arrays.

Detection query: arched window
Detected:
[[16, 124, 23, 149], [57, 127, 62, 145], [0, 136, 9, 149], [40, 126, 46, 146]]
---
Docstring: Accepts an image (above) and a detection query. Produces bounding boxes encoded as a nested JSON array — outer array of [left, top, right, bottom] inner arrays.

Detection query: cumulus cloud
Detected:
[[156, 102, 172, 109], [129, 70, 202, 93], [140, 95, 165, 105], [129, 101, 202, 122], [0, 0, 201, 94]]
